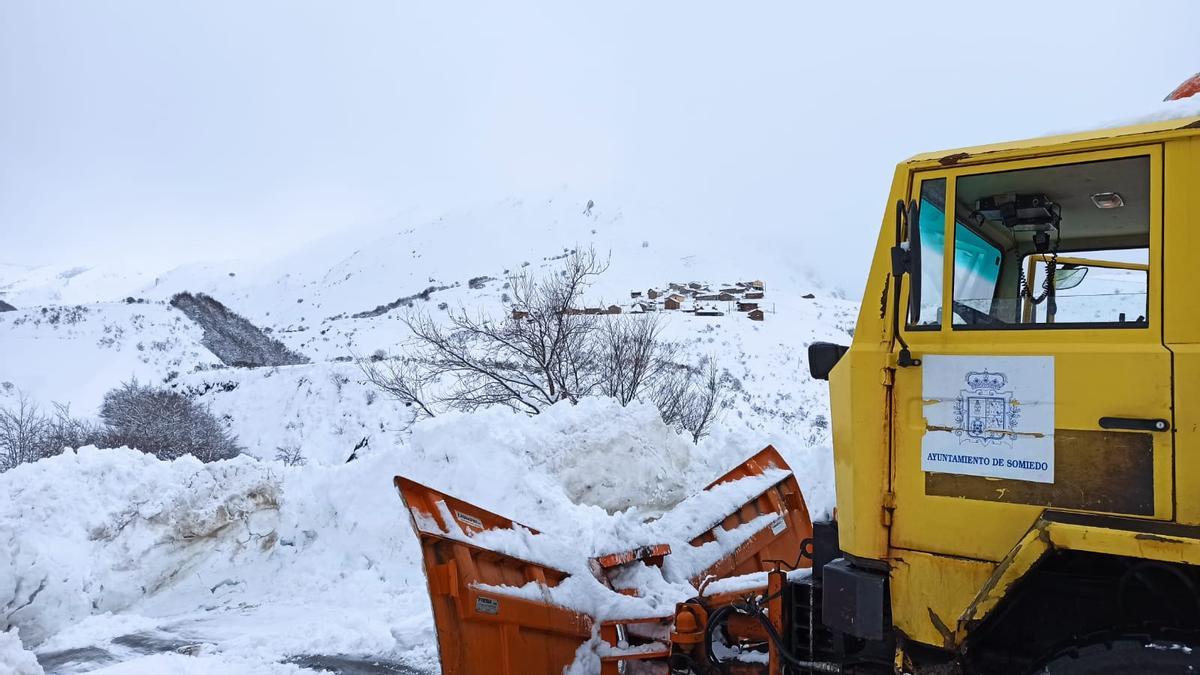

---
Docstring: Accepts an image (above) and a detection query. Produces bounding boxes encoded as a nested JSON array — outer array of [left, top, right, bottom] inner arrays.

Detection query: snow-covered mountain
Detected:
[[0, 192, 855, 674], [2, 192, 856, 461]]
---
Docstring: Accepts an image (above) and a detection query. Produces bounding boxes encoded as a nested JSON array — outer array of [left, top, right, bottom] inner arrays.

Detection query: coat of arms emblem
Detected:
[[954, 370, 1020, 446]]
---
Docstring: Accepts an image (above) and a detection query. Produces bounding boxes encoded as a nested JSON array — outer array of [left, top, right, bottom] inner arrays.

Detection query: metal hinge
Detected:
[[881, 491, 896, 527]]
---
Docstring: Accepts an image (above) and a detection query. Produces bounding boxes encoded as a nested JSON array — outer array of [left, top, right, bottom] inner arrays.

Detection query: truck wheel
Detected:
[[1033, 634, 1200, 674]]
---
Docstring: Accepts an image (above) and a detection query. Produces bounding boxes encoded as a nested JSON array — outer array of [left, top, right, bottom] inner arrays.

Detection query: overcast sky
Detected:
[[2, 1, 1197, 289]]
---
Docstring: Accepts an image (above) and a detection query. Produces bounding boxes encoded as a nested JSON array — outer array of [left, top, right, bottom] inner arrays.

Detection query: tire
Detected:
[[1033, 634, 1200, 674]]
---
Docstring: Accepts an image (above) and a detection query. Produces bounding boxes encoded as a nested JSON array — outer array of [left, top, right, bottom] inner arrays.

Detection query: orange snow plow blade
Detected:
[[394, 477, 593, 675], [688, 445, 813, 585], [394, 445, 814, 675]]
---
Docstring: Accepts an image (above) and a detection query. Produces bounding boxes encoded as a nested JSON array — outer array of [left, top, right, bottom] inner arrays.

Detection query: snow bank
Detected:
[[405, 397, 709, 516], [0, 447, 279, 646], [0, 397, 835, 673], [0, 629, 42, 675]]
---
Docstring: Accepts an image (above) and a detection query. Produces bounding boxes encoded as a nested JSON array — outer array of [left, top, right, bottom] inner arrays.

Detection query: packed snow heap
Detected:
[[0, 398, 832, 673]]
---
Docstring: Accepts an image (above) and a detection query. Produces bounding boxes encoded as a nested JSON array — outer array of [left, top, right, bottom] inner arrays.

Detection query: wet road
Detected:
[[37, 631, 430, 675]]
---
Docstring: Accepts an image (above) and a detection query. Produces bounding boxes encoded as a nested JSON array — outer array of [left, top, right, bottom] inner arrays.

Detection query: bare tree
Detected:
[[679, 361, 726, 443], [596, 313, 675, 405], [274, 445, 306, 466], [361, 247, 730, 443], [358, 354, 439, 420], [649, 364, 695, 430], [0, 392, 50, 471], [0, 395, 102, 472], [43, 402, 103, 455], [367, 248, 610, 416]]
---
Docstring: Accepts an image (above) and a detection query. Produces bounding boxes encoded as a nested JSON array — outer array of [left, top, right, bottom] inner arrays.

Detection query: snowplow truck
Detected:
[[394, 105, 1200, 673]]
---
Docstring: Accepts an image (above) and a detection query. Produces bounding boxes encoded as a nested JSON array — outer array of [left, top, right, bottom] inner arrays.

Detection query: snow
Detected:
[[0, 399, 834, 673], [701, 567, 811, 598], [1057, 95, 1200, 135], [0, 302, 220, 413], [0, 629, 42, 675], [0, 192, 846, 673], [0, 448, 282, 646], [2, 193, 853, 458]]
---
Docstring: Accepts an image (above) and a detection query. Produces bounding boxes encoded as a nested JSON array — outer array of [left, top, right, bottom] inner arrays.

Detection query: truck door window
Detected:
[[950, 156, 1150, 329], [911, 178, 946, 328], [1022, 250, 1148, 324]]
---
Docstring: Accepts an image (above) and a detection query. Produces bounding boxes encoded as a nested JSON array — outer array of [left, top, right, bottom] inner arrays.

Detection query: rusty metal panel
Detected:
[[925, 429, 1153, 515]]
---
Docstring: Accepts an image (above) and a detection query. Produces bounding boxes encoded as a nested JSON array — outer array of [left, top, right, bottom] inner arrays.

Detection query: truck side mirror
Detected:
[[809, 342, 849, 380], [888, 199, 922, 368], [1053, 265, 1088, 290], [890, 200, 922, 323]]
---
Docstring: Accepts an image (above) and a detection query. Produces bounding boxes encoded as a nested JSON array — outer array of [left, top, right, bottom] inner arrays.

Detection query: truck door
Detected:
[[888, 146, 1172, 562]]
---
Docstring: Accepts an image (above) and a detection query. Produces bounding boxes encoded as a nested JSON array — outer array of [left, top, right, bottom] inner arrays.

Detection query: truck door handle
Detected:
[[1099, 417, 1170, 432]]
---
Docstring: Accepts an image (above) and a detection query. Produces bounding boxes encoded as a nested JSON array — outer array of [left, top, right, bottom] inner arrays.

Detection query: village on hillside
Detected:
[[513, 278, 819, 323]]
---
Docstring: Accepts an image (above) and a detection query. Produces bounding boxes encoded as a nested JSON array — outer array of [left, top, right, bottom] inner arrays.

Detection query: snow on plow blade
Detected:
[[394, 445, 813, 675], [684, 444, 813, 586], [394, 476, 593, 675]]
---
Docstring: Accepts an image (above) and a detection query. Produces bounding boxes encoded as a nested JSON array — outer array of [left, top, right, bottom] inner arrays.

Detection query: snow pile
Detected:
[[0, 396, 833, 672], [0, 629, 42, 675], [0, 448, 280, 646], [404, 398, 710, 516], [405, 408, 815, 626], [448, 467, 800, 621]]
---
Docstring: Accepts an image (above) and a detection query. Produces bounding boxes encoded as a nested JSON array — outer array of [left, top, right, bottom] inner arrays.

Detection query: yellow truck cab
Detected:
[[810, 112, 1200, 673]]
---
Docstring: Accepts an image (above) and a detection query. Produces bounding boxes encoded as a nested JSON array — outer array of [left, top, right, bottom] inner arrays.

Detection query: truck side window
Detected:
[[951, 156, 1150, 329], [911, 178, 946, 328]]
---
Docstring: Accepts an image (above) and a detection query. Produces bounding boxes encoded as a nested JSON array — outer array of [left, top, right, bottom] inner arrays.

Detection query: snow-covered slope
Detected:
[[0, 301, 221, 413], [0, 191, 854, 673], [1, 400, 834, 674], [2, 191, 856, 453]]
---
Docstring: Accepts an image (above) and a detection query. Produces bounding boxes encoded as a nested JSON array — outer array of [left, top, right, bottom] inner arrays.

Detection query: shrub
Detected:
[[0, 395, 103, 472], [100, 381, 242, 462], [274, 445, 306, 466]]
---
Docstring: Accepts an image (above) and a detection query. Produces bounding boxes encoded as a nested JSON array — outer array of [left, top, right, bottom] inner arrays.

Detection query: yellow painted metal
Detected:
[[958, 515, 1200, 642], [903, 115, 1200, 170], [1172, 346, 1200, 525], [889, 145, 1172, 564], [828, 165, 909, 561], [888, 549, 995, 649], [955, 521, 1053, 638], [832, 118, 1200, 652], [1026, 254, 1150, 273], [1166, 138, 1200, 526]]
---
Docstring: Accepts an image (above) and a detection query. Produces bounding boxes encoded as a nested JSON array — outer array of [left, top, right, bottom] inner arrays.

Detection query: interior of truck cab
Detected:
[[910, 155, 1151, 329]]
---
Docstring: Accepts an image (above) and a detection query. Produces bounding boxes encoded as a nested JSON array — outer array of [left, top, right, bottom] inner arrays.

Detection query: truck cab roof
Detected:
[[904, 112, 1200, 170]]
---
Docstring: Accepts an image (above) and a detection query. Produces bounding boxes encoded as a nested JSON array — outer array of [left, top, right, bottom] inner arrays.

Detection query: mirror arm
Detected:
[[889, 200, 921, 368]]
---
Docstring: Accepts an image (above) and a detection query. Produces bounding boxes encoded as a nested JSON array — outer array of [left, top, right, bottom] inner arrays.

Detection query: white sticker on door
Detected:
[[921, 355, 1054, 484]]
